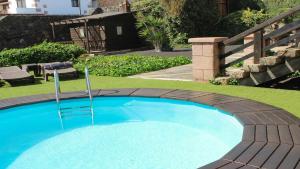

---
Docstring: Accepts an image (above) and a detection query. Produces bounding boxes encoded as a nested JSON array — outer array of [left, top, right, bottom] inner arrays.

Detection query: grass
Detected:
[[0, 76, 299, 118]]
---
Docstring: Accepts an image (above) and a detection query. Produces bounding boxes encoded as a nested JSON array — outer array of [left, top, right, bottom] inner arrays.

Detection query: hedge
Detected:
[[0, 42, 86, 67], [75, 55, 191, 77]]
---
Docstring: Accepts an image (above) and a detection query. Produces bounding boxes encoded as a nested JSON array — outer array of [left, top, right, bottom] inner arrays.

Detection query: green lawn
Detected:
[[0, 76, 299, 118]]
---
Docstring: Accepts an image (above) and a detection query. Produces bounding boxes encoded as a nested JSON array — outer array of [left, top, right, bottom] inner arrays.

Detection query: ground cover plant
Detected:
[[75, 55, 191, 77], [0, 42, 86, 66]]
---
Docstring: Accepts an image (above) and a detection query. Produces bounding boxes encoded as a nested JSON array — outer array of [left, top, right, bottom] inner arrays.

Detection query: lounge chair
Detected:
[[0, 66, 34, 85], [41, 62, 78, 81]]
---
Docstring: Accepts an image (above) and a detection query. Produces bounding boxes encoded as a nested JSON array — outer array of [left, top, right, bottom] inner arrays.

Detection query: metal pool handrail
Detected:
[[54, 67, 94, 127]]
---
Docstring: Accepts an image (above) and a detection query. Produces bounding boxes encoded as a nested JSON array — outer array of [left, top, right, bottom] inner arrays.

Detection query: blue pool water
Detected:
[[0, 97, 243, 169]]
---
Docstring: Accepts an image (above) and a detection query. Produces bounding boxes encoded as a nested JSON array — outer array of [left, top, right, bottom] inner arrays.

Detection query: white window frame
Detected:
[[71, 0, 79, 7], [16, 0, 26, 8], [117, 26, 123, 35]]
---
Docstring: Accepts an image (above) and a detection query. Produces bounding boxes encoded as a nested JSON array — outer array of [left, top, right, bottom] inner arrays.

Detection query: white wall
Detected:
[[7, 0, 98, 15]]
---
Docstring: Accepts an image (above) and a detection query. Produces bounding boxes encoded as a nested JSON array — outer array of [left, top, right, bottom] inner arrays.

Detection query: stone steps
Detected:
[[215, 47, 300, 86]]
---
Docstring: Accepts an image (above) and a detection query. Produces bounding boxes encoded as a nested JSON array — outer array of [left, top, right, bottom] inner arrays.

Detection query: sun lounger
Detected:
[[41, 62, 78, 81], [0, 66, 34, 85]]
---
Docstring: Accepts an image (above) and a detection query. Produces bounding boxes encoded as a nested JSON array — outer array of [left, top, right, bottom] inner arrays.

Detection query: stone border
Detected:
[[0, 88, 299, 169]]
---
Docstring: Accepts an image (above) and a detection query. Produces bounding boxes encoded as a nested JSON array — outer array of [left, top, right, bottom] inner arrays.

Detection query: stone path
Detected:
[[130, 53, 244, 81], [130, 64, 193, 81]]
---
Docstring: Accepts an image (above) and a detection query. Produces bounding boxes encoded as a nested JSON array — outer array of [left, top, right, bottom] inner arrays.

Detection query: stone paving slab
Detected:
[[0, 88, 299, 169]]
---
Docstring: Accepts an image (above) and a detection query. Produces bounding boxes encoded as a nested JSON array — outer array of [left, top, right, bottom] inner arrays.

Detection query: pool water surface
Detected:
[[0, 97, 243, 169]]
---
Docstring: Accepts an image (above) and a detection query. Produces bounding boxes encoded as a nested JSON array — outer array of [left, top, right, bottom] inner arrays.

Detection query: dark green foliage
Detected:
[[178, 0, 219, 37], [0, 42, 86, 67], [209, 79, 222, 85], [263, 0, 300, 16], [231, 61, 244, 68], [215, 11, 250, 37], [0, 80, 10, 88], [75, 55, 191, 77], [288, 71, 300, 78], [228, 0, 265, 12], [228, 78, 240, 85]]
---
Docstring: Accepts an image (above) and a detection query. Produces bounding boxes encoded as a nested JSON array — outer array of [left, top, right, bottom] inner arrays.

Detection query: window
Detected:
[[116, 26, 122, 35], [79, 28, 85, 38], [71, 0, 79, 7], [91, 0, 98, 8], [16, 0, 26, 8]]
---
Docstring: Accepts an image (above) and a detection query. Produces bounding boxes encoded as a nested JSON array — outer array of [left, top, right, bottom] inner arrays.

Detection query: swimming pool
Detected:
[[0, 97, 243, 169]]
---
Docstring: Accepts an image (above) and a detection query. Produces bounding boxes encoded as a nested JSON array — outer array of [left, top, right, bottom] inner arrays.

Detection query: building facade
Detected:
[[0, 0, 99, 15]]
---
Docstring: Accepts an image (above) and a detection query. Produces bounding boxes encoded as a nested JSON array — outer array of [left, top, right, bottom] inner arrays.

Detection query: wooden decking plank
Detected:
[[255, 113, 273, 124], [278, 145, 300, 169], [296, 161, 300, 169], [278, 125, 294, 145], [247, 114, 263, 124], [243, 125, 256, 142], [248, 143, 279, 168], [223, 142, 253, 161], [218, 162, 244, 169], [199, 160, 231, 169], [238, 165, 257, 169], [262, 144, 292, 169], [189, 94, 243, 106], [290, 125, 300, 145], [264, 111, 288, 124], [235, 141, 266, 164], [130, 88, 175, 97], [235, 114, 255, 125], [273, 110, 298, 124], [255, 125, 267, 142], [267, 125, 280, 143], [98, 89, 138, 96], [162, 90, 210, 100]]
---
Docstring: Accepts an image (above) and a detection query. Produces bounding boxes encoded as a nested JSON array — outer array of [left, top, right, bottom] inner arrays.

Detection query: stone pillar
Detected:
[[188, 37, 228, 82]]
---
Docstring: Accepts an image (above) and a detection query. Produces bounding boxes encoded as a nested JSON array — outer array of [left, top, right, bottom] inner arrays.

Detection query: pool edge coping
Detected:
[[0, 88, 299, 169]]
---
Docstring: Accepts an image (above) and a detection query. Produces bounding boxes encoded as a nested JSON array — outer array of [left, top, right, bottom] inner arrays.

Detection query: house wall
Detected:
[[5, 0, 99, 15], [101, 13, 143, 51]]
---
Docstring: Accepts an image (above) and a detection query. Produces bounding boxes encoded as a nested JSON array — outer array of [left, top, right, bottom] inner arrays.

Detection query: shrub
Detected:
[[228, 78, 240, 85], [0, 80, 10, 88], [74, 55, 191, 77], [215, 11, 249, 37], [0, 42, 86, 67], [241, 8, 269, 27], [136, 15, 169, 52]]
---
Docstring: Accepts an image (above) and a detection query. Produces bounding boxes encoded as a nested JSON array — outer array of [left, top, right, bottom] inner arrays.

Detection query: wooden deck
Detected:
[[0, 88, 299, 169]]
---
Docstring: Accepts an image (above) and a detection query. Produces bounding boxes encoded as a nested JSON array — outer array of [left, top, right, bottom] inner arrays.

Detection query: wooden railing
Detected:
[[220, 5, 300, 69]]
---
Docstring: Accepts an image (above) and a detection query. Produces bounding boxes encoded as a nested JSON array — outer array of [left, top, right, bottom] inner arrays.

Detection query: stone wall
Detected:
[[0, 15, 78, 50], [98, 0, 130, 12]]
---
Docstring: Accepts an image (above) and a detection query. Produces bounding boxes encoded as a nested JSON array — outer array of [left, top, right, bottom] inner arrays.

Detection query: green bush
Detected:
[[215, 11, 250, 37], [0, 42, 86, 67], [75, 55, 191, 77], [241, 8, 269, 27]]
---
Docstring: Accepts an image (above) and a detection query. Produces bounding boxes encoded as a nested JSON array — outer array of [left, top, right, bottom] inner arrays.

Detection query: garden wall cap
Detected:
[[188, 37, 228, 43]]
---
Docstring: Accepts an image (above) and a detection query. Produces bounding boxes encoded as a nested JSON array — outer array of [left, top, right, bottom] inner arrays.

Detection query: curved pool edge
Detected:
[[0, 88, 299, 169]]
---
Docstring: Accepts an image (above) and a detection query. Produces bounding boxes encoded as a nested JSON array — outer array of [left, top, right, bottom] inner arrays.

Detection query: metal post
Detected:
[[51, 23, 56, 41], [85, 67, 94, 125], [54, 70, 63, 128]]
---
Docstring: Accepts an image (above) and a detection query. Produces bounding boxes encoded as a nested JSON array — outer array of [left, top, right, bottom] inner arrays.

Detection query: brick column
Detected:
[[188, 37, 227, 82]]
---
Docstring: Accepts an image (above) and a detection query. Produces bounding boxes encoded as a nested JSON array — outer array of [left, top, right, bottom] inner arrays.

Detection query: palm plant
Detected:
[[136, 15, 168, 52]]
